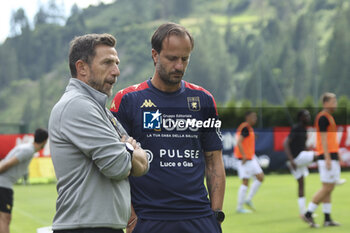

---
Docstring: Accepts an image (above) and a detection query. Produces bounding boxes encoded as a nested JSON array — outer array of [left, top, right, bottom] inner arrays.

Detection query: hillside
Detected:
[[0, 0, 349, 133]]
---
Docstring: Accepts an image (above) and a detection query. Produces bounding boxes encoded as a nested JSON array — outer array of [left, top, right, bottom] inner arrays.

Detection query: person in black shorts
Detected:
[[0, 128, 48, 233]]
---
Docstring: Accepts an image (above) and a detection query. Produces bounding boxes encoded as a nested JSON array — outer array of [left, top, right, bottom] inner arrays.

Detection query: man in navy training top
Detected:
[[111, 22, 226, 233]]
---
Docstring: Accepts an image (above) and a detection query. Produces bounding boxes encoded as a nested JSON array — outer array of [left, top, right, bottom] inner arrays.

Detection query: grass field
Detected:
[[11, 172, 350, 233]]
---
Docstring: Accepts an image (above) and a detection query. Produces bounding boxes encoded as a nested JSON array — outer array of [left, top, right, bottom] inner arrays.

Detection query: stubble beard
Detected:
[[157, 61, 183, 86], [87, 75, 113, 97]]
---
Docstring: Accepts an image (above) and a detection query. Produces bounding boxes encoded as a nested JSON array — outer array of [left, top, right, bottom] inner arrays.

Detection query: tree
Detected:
[[10, 8, 30, 36], [171, 0, 193, 17], [186, 20, 232, 102], [34, 7, 49, 26], [0, 44, 19, 88], [321, 3, 350, 96], [64, 4, 86, 43], [70, 3, 80, 16], [34, 0, 66, 26], [292, 14, 311, 51]]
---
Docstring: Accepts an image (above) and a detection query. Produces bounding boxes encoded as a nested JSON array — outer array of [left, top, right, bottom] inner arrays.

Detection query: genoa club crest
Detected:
[[187, 97, 200, 111]]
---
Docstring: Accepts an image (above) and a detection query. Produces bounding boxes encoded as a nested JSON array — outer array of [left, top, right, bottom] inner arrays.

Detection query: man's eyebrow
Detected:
[[102, 57, 119, 64]]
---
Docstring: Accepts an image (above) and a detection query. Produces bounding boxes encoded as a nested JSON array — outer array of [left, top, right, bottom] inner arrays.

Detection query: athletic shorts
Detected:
[[237, 156, 263, 180], [132, 215, 222, 233], [53, 228, 123, 233], [317, 160, 341, 183], [287, 151, 314, 180], [0, 187, 13, 214]]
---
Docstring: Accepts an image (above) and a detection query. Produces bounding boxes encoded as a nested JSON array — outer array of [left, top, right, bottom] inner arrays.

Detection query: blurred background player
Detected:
[[284, 110, 317, 217], [0, 128, 48, 233], [234, 111, 264, 213], [111, 22, 225, 233], [303, 93, 340, 228]]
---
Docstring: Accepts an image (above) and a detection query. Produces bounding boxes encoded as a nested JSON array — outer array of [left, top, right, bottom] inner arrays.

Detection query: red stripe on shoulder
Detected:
[[184, 81, 218, 115], [110, 81, 149, 112]]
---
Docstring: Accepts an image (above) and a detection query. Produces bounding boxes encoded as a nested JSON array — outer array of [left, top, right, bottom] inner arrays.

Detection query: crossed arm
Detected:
[[121, 135, 149, 177]]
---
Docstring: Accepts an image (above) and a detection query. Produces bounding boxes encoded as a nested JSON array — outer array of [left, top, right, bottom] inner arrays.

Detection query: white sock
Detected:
[[237, 184, 248, 210], [298, 197, 306, 215], [323, 203, 331, 214], [246, 180, 262, 201], [307, 202, 318, 213]]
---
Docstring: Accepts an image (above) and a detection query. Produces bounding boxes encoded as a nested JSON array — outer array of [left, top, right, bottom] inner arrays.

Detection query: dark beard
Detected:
[[157, 62, 183, 86], [87, 78, 112, 97]]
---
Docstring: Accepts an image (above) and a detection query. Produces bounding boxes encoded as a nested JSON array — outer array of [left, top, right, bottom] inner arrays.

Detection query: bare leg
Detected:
[[312, 183, 335, 205], [297, 176, 304, 198], [0, 212, 11, 233]]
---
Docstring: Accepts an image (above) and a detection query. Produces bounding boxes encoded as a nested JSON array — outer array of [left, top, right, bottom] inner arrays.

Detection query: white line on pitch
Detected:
[[13, 207, 49, 225]]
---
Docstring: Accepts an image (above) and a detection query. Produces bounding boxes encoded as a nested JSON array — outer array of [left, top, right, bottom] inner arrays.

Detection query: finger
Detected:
[[127, 137, 134, 144], [135, 142, 141, 149], [132, 139, 137, 148], [121, 135, 127, 142]]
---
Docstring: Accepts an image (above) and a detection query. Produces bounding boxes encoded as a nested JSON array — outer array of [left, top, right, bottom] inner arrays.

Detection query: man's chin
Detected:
[[100, 88, 113, 97], [106, 89, 113, 97], [159, 74, 183, 86], [169, 76, 183, 84]]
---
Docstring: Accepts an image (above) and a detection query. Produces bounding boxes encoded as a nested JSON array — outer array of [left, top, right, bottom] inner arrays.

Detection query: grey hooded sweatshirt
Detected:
[[49, 78, 132, 230]]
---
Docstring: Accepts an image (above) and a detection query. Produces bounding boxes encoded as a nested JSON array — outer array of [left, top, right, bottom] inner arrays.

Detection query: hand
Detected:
[[121, 136, 139, 149], [290, 161, 297, 170], [325, 159, 332, 170], [338, 154, 343, 164], [126, 206, 138, 233], [126, 217, 137, 233]]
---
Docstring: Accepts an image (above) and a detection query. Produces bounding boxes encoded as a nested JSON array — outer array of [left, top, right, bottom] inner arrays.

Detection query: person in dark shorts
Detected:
[[284, 110, 317, 217], [0, 128, 48, 233]]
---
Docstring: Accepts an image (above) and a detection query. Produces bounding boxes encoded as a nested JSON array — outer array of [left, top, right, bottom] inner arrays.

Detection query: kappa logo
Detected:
[[141, 99, 157, 108], [110, 100, 116, 110]]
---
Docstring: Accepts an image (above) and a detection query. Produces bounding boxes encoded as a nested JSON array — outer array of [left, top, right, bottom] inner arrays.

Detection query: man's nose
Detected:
[[111, 64, 120, 77], [174, 60, 184, 71]]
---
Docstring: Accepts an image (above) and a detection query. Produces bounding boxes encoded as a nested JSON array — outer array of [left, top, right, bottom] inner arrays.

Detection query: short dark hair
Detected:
[[321, 92, 336, 103], [151, 22, 194, 53], [245, 111, 255, 118], [69, 33, 116, 78], [34, 128, 48, 143], [297, 109, 308, 121]]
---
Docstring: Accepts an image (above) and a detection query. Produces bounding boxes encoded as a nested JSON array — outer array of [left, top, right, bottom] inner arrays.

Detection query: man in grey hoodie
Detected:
[[49, 33, 149, 233]]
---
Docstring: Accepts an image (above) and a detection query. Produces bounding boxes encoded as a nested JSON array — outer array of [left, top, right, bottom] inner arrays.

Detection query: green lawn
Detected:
[[11, 183, 56, 233], [11, 172, 350, 233], [223, 172, 350, 233]]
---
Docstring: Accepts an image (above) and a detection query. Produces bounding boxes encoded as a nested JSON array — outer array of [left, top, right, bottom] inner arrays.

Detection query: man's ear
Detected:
[[75, 60, 89, 79], [151, 49, 158, 66]]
